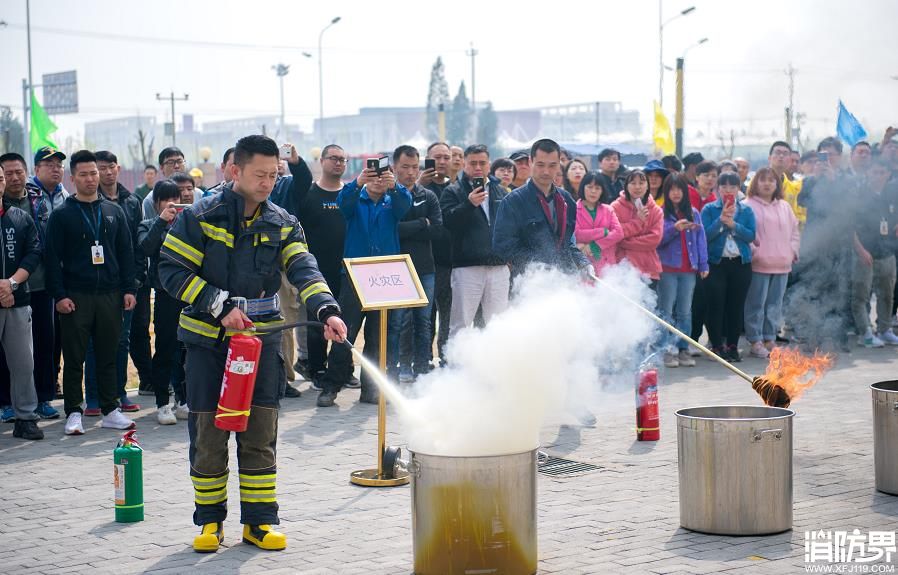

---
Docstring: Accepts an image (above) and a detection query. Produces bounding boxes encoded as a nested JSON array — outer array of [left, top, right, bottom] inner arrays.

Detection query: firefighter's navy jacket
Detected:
[[157, 183, 339, 348]]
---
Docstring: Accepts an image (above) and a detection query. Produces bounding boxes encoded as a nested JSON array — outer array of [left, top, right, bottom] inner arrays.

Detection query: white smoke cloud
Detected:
[[402, 264, 657, 457]]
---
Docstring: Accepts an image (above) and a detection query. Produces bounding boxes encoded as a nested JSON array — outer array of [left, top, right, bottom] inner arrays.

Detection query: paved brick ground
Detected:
[[1, 345, 897, 574]]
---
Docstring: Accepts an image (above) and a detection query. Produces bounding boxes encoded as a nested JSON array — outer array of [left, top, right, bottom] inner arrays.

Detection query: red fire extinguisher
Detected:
[[636, 354, 660, 441], [215, 334, 263, 432]]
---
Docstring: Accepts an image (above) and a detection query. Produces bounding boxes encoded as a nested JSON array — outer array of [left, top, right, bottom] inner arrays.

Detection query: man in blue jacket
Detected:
[[317, 164, 412, 407], [493, 138, 589, 277]]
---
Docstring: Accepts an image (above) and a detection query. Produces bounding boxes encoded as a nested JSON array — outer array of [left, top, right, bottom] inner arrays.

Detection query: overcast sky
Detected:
[[1, 0, 897, 148]]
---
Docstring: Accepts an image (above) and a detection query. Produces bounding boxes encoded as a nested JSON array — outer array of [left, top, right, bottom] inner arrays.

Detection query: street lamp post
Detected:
[[675, 38, 708, 157], [659, 4, 696, 108], [272, 63, 290, 138], [318, 16, 341, 144]]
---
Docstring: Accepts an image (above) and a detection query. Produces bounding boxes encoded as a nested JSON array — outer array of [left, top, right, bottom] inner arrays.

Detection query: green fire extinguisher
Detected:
[[114, 430, 144, 522]]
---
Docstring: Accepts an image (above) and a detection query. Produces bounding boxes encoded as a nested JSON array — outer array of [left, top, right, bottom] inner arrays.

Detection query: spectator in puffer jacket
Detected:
[[574, 171, 623, 276], [611, 170, 664, 287]]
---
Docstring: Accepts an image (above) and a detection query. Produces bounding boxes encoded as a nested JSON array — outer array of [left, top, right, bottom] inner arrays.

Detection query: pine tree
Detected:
[[425, 57, 450, 141], [447, 81, 470, 146], [477, 101, 498, 154]]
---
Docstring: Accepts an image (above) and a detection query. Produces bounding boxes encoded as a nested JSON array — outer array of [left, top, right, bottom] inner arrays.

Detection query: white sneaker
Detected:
[[64, 412, 84, 435], [677, 349, 696, 367], [877, 330, 898, 346], [663, 352, 679, 368], [101, 408, 136, 430], [156, 405, 177, 425], [860, 329, 885, 349], [749, 341, 770, 358], [175, 403, 190, 420]]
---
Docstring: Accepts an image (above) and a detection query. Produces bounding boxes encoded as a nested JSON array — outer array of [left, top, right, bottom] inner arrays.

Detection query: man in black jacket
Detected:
[[394, 145, 443, 380], [439, 144, 509, 338], [419, 142, 454, 366], [80, 151, 145, 414], [0, 169, 44, 439], [46, 150, 138, 436], [493, 139, 589, 277]]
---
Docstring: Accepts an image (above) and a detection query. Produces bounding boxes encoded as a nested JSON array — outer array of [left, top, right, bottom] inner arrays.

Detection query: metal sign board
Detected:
[[42, 70, 78, 115]]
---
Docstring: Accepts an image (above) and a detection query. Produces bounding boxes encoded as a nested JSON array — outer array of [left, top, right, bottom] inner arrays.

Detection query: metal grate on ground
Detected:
[[537, 454, 603, 477]]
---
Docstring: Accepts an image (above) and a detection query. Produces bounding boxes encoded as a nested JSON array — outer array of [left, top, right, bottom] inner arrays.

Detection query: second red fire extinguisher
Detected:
[[215, 334, 263, 432], [636, 354, 660, 441]]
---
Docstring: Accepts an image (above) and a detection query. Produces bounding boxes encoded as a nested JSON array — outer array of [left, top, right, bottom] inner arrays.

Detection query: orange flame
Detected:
[[762, 347, 833, 403]]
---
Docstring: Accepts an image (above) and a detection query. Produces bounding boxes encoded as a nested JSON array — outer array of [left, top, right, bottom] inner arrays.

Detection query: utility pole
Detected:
[[272, 63, 289, 138], [595, 101, 600, 145], [156, 92, 189, 146], [318, 16, 342, 143], [24, 0, 33, 155], [785, 63, 796, 147], [466, 42, 478, 139]]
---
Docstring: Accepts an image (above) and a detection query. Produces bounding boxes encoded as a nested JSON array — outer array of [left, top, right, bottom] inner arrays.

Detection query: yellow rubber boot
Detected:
[[193, 522, 224, 553], [242, 524, 287, 551]]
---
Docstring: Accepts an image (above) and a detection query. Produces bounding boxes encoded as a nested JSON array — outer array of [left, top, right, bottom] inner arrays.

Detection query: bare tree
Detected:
[[129, 128, 156, 168], [717, 128, 736, 158]]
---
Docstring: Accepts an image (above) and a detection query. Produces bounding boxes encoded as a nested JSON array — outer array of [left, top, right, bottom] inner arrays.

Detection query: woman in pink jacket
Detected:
[[575, 172, 623, 276], [611, 170, 664, 286], [744, 167, 800, 358]]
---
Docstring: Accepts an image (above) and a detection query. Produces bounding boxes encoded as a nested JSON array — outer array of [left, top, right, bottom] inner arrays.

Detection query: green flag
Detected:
[[30, 92, 59, 152]]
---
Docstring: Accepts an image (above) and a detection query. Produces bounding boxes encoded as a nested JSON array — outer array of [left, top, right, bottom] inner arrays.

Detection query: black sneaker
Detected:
[[13, 419, 44, 440], [309, 371, 325, 392], [283, 384, 301, 398], [316, 390, 337, 407], [345, 374, 361, 389], [725, 345, 742, 362]]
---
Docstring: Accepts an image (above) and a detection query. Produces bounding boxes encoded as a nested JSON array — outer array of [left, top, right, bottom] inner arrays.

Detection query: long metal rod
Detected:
[[593, 276, 754, 384]]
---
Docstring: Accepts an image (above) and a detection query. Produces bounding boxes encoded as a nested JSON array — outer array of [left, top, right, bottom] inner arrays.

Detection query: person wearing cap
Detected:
[[510, 150, 531, 190], [189, 167, 206, 192], [0, 152, 60, 422], [643, 160, 670, 205]]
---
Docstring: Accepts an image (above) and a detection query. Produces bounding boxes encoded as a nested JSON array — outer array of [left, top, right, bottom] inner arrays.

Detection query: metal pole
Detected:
[[318, 33, 324, 143], [279, 74, 285, 138], [658, 0, 663, 108], [675, 57, 684, 158], [24, 0, 33, 155], [318, 18, 341, 143], [170, 93, 176, 146], [22, 79, 30, 157], [595, 101, 600, 145], [377, 308, 387, 478]]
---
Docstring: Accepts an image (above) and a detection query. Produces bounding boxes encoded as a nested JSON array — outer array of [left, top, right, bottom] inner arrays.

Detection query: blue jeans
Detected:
[[85, 308, 133, 408], [744, 272, 789, 343], [657, 271, 697, 351], [397, 273, 436, 374]]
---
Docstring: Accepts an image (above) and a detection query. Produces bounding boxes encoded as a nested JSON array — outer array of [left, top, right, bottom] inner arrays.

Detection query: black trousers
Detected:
[[151, 290, 185, 408], [186, 339, 282, 526], [706, 258, 752, 348], [130, 285, 153, 388], [429, 264, 452, 363], [690, 273, 708, 342], [322, 275, 379, 394], [60, 291, 123, 416]]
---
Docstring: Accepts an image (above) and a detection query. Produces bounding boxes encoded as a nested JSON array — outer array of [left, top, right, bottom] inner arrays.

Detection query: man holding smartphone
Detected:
[[440, 144, 510, 338]]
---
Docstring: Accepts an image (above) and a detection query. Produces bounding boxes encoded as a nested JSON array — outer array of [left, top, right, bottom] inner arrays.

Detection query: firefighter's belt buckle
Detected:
[[230, 297, 248, 314]]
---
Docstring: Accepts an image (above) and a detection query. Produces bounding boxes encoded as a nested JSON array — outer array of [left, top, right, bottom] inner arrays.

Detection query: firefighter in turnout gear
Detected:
[[158, 136, 347, 553]]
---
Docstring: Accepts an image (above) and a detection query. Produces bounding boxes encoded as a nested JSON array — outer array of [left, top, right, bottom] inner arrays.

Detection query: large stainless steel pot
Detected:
[[676, 405, 794, 535], [872, 380, 898, 495], [409, 448, 537, 575]]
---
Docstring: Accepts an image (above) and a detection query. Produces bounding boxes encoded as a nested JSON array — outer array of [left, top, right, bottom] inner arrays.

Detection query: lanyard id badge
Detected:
[[91, 242, 105, 265], [881, 218, 890, 237]]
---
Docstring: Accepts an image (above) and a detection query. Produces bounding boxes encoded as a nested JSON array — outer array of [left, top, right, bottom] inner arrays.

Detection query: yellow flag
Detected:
[[653, 101, 675, 155]]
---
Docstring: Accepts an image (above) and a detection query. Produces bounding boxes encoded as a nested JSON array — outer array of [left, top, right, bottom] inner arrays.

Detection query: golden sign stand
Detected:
[[343, 254, 428, 487]]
